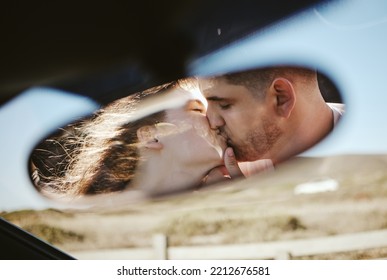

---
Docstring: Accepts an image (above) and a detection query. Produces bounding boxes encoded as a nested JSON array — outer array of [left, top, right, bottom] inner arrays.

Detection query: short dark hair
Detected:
[[221, 66, 317, 98]]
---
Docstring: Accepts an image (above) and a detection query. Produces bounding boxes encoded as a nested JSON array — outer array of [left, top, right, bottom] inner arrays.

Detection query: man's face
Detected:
[[200, 78, 282, 162]]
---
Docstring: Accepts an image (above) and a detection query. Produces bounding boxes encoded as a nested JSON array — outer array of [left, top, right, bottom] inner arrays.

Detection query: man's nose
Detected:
[[206, 109, 225, 130]]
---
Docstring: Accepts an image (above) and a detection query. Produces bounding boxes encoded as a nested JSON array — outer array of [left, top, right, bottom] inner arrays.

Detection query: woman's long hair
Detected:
[[30, 82, 176, 196]]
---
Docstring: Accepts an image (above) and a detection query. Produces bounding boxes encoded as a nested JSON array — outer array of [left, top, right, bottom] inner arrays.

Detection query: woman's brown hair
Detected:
[[31, 82, 176, 196]]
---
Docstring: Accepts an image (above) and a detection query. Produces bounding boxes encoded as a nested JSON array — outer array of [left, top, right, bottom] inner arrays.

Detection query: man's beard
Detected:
[[231, 119, 282, 162]]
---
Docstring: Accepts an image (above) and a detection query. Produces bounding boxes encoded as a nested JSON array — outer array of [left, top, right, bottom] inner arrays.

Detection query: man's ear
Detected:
[[270, 78, 296, 119], [137, 125, 163, 150]]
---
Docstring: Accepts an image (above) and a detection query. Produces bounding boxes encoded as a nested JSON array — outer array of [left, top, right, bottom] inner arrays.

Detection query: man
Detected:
[[199, 66, 344, 178]]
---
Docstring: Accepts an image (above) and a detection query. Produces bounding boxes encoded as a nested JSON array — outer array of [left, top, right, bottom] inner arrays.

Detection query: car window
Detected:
[[2, 0, 387, 261]]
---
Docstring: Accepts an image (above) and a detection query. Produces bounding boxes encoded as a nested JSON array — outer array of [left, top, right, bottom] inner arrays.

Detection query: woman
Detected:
[[31, 79, 227, 197]]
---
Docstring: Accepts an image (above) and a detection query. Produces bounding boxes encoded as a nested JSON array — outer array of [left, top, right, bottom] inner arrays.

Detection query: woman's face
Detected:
[[154, 89, 227, 187]]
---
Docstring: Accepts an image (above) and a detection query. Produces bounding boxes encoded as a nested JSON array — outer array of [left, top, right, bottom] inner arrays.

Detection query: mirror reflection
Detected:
[[29, 66, 344, 200], [199, 66, 344, 176]]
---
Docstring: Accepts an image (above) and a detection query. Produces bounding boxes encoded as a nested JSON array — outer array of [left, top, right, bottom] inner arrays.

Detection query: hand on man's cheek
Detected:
[[224, 147, 274, 178], [238, 159, 274, 177], [201, 165, 230, 186]]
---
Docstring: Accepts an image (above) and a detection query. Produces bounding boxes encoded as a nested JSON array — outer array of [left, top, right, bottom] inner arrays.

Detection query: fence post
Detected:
[[153, 234, 168, 260], [275, 251, 292, 260]]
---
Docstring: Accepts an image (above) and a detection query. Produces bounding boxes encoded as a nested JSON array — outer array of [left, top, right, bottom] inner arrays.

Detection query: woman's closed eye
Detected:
[[192, 107, 204, 113], [186, 100, 206, 114]]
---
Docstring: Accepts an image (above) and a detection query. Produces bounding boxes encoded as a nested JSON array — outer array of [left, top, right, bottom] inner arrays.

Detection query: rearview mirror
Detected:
[[29, 66, 344, 205]]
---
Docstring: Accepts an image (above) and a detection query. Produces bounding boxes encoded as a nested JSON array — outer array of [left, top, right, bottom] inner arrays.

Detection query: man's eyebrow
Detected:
[[205, 96, 228, 102]]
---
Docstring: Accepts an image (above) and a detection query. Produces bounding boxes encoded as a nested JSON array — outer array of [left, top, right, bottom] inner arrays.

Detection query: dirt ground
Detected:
[[2, 155, 387, 259]]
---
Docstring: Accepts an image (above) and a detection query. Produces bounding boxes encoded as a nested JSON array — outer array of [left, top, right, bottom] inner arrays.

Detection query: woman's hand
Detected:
[[201, 165, 230, 187], [201, 146, 275, 188], [224, 147, 274, 178]]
